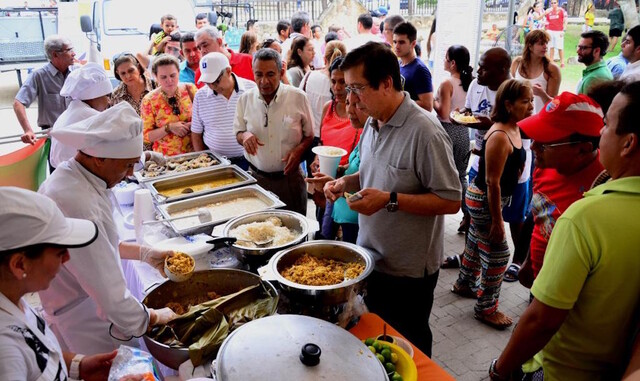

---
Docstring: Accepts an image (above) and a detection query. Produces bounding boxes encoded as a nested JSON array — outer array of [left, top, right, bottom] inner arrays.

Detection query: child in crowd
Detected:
[[151, 14, 178, 55]]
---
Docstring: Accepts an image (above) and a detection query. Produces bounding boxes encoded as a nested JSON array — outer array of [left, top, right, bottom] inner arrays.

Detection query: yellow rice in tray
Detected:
[[280, 253, 365, 286]]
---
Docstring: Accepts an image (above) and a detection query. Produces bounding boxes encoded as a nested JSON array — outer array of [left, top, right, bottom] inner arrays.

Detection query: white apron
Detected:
[[0, 294, 68, 381], [38, 159, 149, 355]]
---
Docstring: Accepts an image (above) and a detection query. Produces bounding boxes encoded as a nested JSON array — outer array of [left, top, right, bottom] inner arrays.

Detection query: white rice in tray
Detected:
[[229, 217, 299, 247]]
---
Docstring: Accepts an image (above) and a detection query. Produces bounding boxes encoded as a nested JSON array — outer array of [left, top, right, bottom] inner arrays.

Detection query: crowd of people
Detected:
[[5, 6, 640, 381]]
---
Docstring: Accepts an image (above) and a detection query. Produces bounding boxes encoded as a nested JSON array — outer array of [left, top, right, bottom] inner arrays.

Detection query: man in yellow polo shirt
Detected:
[[488, 82, 640, 380]]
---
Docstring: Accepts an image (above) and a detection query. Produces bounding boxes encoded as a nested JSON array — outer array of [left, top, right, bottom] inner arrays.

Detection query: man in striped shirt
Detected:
[[191, 52, 255, 170]]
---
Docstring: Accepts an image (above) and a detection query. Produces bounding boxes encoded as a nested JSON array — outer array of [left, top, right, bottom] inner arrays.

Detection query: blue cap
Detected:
[[378, 6, 388, 15]]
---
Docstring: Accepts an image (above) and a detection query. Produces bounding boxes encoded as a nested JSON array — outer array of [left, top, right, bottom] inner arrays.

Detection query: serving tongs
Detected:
[[143, 208, 213, 225], [207, 236, 274, 248]]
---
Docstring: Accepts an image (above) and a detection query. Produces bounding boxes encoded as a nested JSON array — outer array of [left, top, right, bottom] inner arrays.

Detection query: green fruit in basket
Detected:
[[381, 348, 392, 361], [364, 337, 375, 346], [390, 352, 399, 363], [376, 353, 385, 363], [372, 340, 382, 351], [368, 346, 376, 354], [391, 372, 403, 381], [381, 344, 391, 351], [385, 362, 396, 373]]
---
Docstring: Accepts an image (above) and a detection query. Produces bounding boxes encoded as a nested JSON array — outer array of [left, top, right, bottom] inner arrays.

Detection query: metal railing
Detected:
[[358, 0, 436, 16], [206, 0, 328, 25], [484, 0, 522, 13]]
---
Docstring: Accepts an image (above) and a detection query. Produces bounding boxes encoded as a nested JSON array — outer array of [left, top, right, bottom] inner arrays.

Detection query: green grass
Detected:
[[559, 24, 622, 92]]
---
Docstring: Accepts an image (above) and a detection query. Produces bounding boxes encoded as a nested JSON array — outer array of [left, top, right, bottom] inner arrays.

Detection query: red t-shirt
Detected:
[[194, 49, 254, 88], [320, 102, 362, 166], [529, 156, 605, 277], [546, 8, 566, 31]]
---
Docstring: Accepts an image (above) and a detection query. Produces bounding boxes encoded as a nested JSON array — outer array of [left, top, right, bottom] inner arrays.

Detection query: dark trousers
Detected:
[[251, 168, 307, 216], [229, 156, 250, 171], [365, 270, 439, 357]]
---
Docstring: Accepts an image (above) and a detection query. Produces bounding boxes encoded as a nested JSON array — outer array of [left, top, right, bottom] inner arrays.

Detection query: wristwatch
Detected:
[[164, 124, 171, 134], [69, 354, 84, 380], [385, 192, 399, 212]]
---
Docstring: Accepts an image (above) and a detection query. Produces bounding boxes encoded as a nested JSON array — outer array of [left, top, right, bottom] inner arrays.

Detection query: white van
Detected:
[[78, 0, 212, 77]]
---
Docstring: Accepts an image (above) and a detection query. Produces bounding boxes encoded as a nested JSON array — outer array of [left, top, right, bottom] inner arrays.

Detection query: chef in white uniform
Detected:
[[0, 187, 117, 381], [49, 63, 112, 170], [38, 102, 177, 355]]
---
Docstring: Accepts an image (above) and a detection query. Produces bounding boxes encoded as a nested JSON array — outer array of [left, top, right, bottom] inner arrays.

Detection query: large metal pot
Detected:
[[141, 269, 278, 370], [213, 315, 388, 381], [215, 210, 309, 263], [268, 240, 374, 305]]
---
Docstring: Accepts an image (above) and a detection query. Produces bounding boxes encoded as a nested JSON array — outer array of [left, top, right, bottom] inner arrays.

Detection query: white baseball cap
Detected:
[[198, 52, 231, 84], [0, 187, 98, 251]]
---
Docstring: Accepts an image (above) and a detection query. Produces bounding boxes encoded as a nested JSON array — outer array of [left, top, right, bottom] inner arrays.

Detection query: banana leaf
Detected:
[[147, 282, 278, 366]]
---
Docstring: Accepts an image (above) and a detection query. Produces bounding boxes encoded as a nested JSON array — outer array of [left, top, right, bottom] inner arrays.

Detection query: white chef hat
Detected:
[[60, 62, 113, 100], [50, 102, 143, 159], [0, 187, 98, 251]]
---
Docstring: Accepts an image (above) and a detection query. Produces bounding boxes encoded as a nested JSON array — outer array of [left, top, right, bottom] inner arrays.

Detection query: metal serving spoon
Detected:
[[143, 208, 212, 225]]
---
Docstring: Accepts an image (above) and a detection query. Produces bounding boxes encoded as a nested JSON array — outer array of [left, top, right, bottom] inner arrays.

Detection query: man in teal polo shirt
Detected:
[[488, 81, 640, 381], [576, 30, 613, 94]]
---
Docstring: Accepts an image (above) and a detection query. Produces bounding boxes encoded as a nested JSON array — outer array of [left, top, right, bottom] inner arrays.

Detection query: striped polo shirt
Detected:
[[191, 73, 256, 157]]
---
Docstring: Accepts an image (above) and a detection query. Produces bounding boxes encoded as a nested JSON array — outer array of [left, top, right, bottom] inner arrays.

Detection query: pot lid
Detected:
[[215, 315, 387, 381]]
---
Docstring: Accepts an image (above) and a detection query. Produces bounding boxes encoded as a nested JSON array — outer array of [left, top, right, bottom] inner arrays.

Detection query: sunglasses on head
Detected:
[[167, 97, 180, 115]]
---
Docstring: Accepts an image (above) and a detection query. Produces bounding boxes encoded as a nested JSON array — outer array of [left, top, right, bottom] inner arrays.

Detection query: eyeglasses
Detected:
[[345, 84, 370, 96], [577, 45, 593, 51], [211, 70, 226, 86], [58, 47, 74, 54], [264, 104, 270, 128], [167, 97, 180, 115], [538, 141, 581, 151]]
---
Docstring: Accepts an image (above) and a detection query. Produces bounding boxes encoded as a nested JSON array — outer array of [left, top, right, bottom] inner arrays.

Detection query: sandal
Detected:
[[503, 263, 520, 283], [457, 215, 470, 234], [474, 310, 513, 330], [441, 255, 461, 269], [451, 283, 478, 299]]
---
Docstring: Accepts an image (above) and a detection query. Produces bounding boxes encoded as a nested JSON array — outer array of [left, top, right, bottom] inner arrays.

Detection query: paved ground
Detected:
[[1, 69, 532, 380], [432, 212, 530, 380]]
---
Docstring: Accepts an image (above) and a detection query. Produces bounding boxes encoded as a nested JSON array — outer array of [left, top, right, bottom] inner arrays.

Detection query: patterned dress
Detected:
[[141, 84, 197, 156]]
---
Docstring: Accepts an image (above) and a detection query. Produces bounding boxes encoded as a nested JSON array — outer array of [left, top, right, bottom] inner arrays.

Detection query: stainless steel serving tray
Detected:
[[157, 185, 286, 235], [147, 165, 256, 204], [134, 150, 231, 183]]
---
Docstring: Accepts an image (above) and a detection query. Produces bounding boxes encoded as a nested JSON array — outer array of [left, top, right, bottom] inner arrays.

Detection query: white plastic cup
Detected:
[[133, 189, 155, 244], [312, 146, 347, 178]]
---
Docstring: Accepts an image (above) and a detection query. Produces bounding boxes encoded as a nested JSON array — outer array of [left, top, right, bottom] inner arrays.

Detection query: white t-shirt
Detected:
[[299, 71, 331, 137], [620, 60, 640, 83], [0, 295, 68, 381], [465, 79, 496, 172]]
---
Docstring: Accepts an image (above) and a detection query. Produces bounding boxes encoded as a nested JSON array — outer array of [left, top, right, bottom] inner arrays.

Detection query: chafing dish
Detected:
[[147, 165, 256, 203], [156, 185, 286, 235], [267, 240, 374, 305], [134, 150, 230, 183]]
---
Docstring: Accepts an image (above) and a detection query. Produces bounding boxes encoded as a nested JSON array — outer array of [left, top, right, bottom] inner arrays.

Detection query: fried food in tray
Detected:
[[143, 153, 219, 178]]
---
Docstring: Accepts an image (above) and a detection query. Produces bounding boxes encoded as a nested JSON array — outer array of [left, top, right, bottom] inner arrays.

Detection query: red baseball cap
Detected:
[[518, 92, 604, 143]]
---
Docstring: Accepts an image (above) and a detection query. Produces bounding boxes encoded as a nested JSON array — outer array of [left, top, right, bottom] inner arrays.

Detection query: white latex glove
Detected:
[[150, 307, 179, 326], [139, 246, 174, 276], [144, 151, 166, 166]]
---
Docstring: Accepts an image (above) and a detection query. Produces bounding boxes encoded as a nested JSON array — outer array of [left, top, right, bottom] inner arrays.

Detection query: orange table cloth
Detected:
[[349, 313, 455, 381]]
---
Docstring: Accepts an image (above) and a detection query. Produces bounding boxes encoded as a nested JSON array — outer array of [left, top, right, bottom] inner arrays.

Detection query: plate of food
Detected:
[[451, 110, 482, 125]]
